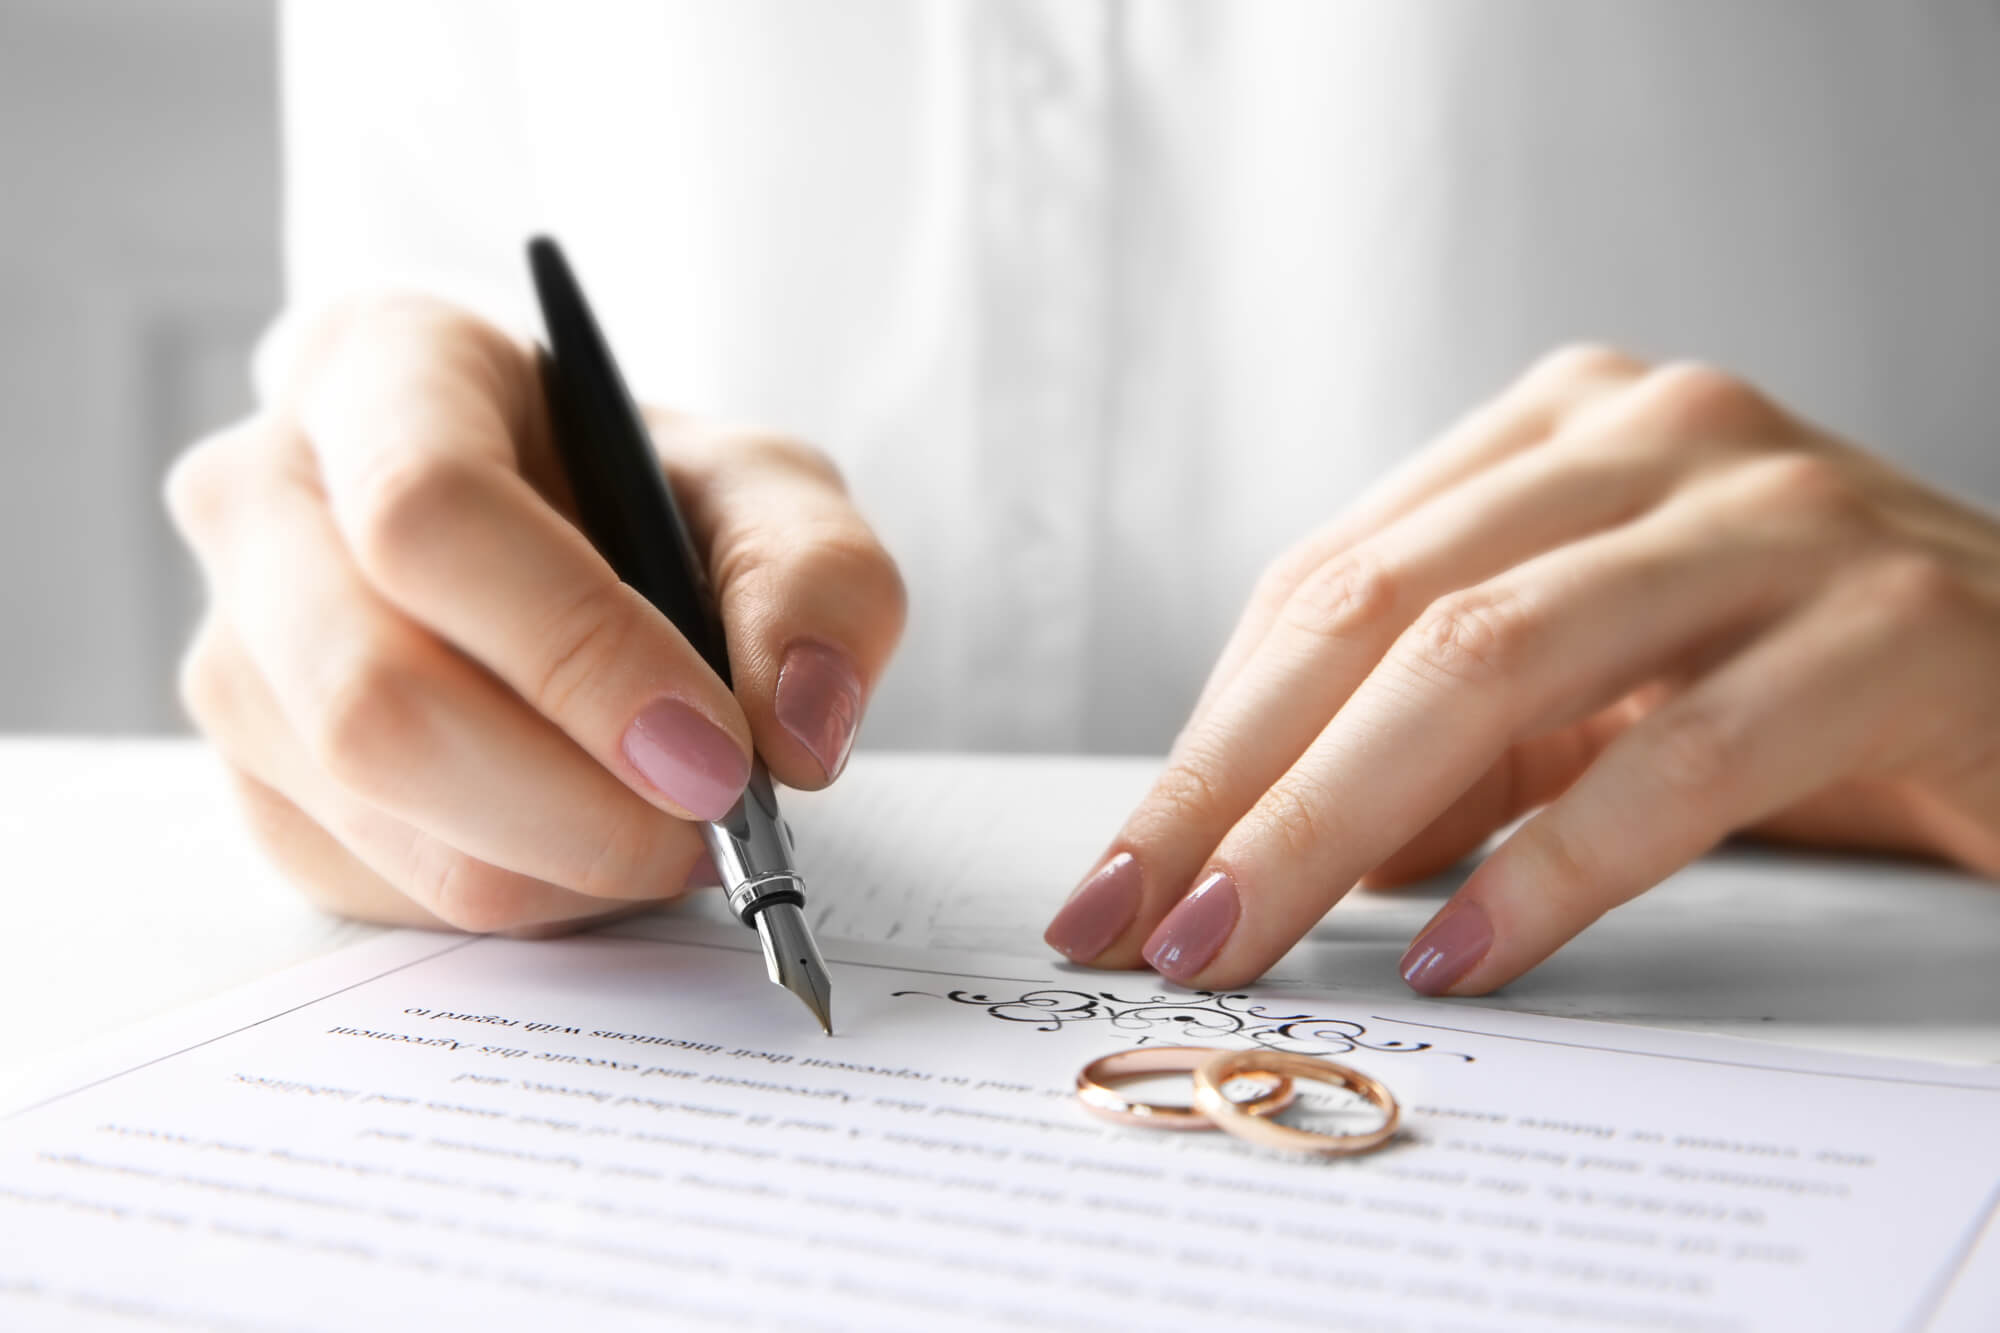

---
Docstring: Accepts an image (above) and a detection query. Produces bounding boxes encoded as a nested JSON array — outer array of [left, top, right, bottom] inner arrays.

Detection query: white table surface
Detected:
[[3, 739, 1996, 1111]]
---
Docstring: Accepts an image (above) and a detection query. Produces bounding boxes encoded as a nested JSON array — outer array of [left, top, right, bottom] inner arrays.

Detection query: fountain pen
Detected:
[[529, 237, 834, 1034]]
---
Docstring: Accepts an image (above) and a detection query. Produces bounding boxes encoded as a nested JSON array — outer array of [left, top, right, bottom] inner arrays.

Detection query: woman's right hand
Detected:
[[166, 294, 906, 933]]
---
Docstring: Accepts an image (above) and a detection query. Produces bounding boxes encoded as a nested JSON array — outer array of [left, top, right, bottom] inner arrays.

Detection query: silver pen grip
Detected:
[[700, 762, 833, 1032], [700, 760, 804, 923]]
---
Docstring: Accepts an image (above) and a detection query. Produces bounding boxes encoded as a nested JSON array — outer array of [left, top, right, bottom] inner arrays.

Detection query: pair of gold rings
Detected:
[[1075, 1045, 1401, 1157]]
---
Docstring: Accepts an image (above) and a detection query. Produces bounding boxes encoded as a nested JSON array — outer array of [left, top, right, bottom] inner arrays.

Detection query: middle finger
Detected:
[[1138, 461, 1829, 988], [1049, 398, 1700, 968]]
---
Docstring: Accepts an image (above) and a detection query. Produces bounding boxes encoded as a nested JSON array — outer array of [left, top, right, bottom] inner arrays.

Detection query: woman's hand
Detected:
[[1046, 346, 2000, 994], [168, 294, 905, 933]]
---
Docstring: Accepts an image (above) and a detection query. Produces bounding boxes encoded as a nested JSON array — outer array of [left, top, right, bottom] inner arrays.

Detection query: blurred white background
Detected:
[[1, 0, 276, 732], [3, 3, 1997, 740]]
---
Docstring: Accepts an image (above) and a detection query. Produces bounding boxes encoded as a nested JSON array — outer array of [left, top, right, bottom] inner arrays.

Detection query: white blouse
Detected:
[[276, 0, 2000, 754]]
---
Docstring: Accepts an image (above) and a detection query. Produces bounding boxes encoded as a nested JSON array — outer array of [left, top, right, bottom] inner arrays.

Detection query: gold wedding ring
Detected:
[[1076, 1046, 1297, 1130], [1191, 1049, 1401, 1156]]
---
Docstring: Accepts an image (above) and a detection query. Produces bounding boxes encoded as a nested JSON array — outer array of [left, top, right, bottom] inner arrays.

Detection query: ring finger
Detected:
[[184, 616, 679, 932], [1403, 558, 1971, 995]]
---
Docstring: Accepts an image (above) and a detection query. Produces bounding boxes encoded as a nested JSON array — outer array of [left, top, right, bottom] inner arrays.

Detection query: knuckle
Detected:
[[1858, 552, 1969, 632], [327, 288, 436, 331], [1139, 744, 1240, 832], [163, 424, 255, 540], [1732, 451, 1874, 534], [709, 530, 777, 603], [1402, 587, 1538, 688], [306, 646, 430, 794], [801, 528, 910, 626], [1647, 703, 1744, 797], [347, 452, 487, 583], [718, 523, 910, 637], [326, 293, 529, 423], [1276, 551, 1400, 645], [530, 580, 643, 721], [681, 427, 848, 495], [1522, 341, 1642, 393], [175, 620, 233, 733], [1632, 362, 1781, 439], [1735, 450, 1849, 508], [1248, 556, 1306, 613], [298, 293, 531, 438], [332, 289, 508, 356], [733, 431, 848, 489], [1245, 772, 1344, 865], [1245, 540, 1335, 620], [1257, 535, 1338, 595], [162, 445, 220, 538], [1520, 825, 1612, 927]]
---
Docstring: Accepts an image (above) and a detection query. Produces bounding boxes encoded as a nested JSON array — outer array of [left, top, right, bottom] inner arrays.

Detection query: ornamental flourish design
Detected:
[[888, 986, 1474, 1062]]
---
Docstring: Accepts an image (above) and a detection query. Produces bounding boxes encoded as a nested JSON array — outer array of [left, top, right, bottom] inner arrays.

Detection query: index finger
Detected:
[[1143, 495, 1814, 989], [298, 295, 753, 822]]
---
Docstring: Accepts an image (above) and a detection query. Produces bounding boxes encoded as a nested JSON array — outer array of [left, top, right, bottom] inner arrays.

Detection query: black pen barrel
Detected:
[[529, 236, 733, 685]]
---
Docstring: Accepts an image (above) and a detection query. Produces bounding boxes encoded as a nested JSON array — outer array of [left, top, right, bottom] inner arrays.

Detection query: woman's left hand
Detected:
[[1043, 346, 2000, 995]]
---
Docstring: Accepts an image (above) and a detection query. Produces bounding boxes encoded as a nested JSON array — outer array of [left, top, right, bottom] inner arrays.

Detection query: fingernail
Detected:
[[622, 698, 750, 821], [1400, 899, 1494, 996], [1143, 870, 1240, 985], [775, 640, 863, 781], [1045, 852, 1144, 962]]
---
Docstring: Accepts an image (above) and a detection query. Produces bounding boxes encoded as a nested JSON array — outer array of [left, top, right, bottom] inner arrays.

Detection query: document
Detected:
[[2, 918, 1996, 1333]]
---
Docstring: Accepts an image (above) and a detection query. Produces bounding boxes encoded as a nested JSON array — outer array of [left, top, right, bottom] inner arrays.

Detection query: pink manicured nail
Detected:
[[775, 640, 863, 781], [1045, 852, 1144, 962], [1400, 899, 1494, 996], [621, 698, 750, 821], [1143, 870, 1240, 985]]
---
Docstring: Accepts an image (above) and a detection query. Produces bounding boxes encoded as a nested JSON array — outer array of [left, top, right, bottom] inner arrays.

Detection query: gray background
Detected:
[[1, 0, 277, 733]]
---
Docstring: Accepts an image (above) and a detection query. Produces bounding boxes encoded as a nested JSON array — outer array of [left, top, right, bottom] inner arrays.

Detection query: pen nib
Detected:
[[752, 901, 833, 1035]]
